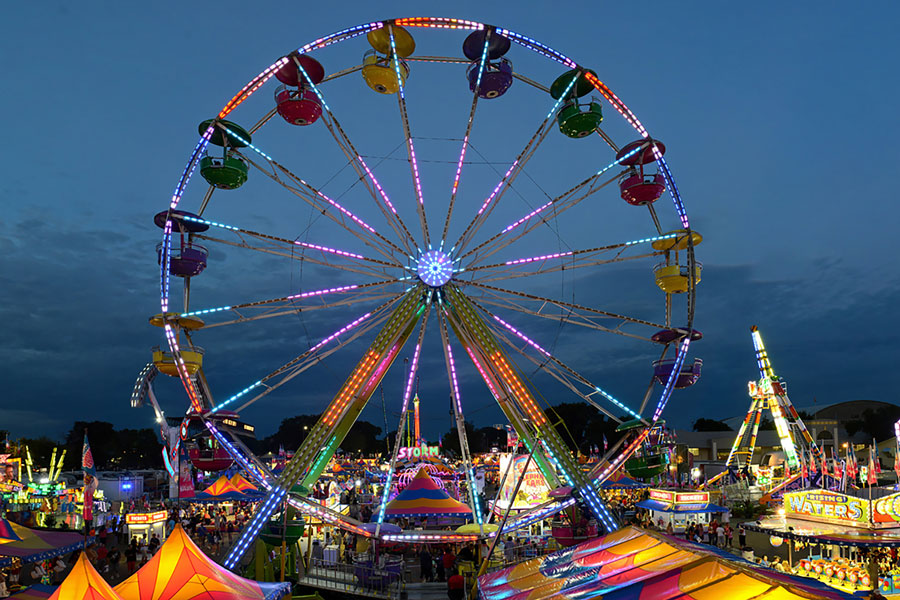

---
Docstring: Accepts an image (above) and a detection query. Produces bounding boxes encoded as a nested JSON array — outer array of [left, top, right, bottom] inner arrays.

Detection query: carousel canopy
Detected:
[[49, 554, 123, 600], [114, 524, 290, 600], [382, 467, 471, 518], [0, 518, 89, 567], [478, 526, 849, 600]]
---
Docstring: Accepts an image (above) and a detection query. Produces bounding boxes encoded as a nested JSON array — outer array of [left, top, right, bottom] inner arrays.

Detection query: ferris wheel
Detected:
[[151, 17, 701, 562]]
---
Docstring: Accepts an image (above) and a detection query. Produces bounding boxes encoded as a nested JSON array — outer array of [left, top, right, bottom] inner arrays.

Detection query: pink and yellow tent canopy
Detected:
[[382, 468, 471, 518], [195, 476, 261, 502], [0, 518, 88, 567], [479, 526, 849, 600], [48, 554, 122, 600], [114, 525, 289, 600]]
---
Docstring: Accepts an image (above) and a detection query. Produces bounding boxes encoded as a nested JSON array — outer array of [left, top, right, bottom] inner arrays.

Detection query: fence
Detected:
[[299, 557, 405, 600]]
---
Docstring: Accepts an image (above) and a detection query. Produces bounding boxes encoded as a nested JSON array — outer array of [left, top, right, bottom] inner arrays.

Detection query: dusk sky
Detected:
[[3, 2, 898, 444]]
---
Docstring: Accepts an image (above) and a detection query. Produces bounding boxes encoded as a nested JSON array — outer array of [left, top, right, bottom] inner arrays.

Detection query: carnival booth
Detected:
[[749, 487, 900, 595], [125, 510, 168, 543], [380, 468, 472, 524], [635, 488, 728, 532]]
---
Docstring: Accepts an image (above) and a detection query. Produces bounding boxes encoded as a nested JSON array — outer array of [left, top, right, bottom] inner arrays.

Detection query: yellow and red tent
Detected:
[[48, 554, 123, 600], [228, 473, 258, 493], [114, 525, 289, 600]]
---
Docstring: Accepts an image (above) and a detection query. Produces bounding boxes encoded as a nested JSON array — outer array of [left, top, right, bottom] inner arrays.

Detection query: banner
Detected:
[[495, 453, 549, 511], [178, 444, 195, 499], [785, 490, 867, 525]]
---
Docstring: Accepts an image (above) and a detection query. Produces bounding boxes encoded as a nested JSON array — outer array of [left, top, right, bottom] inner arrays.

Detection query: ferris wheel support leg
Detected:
[[443, 286, 618, 531], [222, 289, 423, 570]]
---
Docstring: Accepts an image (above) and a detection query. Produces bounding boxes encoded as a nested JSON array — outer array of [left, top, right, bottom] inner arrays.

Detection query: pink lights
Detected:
[[447, 343, 463, 413], [357, 155, 399, 215], [477, 160, 518, 216], [309, 312, 373, 353], [294, 241, 365, 260], [493, 315, 550, 356]]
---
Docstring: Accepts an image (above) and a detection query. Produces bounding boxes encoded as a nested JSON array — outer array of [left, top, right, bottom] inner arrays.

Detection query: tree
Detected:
[[845, 406, 900, 442], [692, 418, 732, 432]]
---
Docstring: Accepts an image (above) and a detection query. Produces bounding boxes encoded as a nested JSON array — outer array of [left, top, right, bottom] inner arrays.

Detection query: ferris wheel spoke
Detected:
[[181, 279, 402, 320], [376, 304, 431, 532], [461, 142, 653, 265], [452, 70, 584, 255], [464, 237, 669, 283], [224, 133, 407, 264], [192, 288, 402, 330], [385, 25, 430, 247], [477, 302, 643, 422], [440, 30, 493, 246], [290, 55, 420, 257], [196, 231, 401, 281], [176, 211, 401, 273], [459, 281, 667, 335], [437, 311, 485, 528], [220, 296, 402, 414]]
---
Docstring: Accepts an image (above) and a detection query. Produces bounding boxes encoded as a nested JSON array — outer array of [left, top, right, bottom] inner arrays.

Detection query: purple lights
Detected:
[[417, 250, 453, 287]]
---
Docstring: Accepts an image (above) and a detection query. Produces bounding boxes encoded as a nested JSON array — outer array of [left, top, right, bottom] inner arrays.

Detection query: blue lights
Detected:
[[417, 250, 453, 287]]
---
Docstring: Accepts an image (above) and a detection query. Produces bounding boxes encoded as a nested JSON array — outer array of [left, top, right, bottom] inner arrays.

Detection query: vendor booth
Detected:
[[749, 487, 900, 595], [635, 488, 728, 532], [125, 510, 167, 543]]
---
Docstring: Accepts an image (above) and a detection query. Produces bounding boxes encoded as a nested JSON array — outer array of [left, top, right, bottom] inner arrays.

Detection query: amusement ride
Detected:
[[142, 17, 701, 567]]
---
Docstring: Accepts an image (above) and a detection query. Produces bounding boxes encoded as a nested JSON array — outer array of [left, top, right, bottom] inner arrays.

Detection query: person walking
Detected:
[[738, 524, 747, 548], [420, 547, 434, 582]]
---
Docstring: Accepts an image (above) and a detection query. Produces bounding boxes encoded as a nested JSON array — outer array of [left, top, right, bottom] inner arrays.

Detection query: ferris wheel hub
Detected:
[[416, 249, 453, 287]]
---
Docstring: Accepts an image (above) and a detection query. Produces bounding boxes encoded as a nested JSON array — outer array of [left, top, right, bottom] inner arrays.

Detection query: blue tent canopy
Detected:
[[635, 499, 729, 514]]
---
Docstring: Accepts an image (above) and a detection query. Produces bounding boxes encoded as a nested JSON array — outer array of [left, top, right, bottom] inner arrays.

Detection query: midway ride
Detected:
[[149, 17, 701, 567], [705, 327, 824, 497]]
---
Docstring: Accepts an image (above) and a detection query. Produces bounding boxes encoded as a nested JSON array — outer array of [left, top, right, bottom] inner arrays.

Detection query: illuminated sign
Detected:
[[785, 490, 868, 525], [398, 444, 439, 460], [126, 510, 167, 524], [649, 489, 709, 505]]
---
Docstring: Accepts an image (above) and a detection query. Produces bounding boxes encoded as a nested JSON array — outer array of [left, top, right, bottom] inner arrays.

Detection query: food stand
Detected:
[[635, 488, 729, 532]]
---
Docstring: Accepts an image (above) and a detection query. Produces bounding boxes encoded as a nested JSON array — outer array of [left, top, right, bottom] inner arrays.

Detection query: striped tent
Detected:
[[48, 554, 122, 600], [115, 525, 289, 600], [0, 518, 88, 567], [195, 476, 261, 502], [479, 526, 849, 600], [228, 473, 258, 493], [382, 468, 471, 518]]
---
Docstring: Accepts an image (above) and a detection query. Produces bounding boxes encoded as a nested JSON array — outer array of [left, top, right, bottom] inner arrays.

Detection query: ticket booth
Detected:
[[126, 510, 168, 543]]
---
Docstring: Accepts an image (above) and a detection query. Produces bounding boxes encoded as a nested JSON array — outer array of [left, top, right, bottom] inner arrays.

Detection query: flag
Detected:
[[784, 462, 791, 480], [82, 432, 95, 477], [833, 460, 842, 480], [820, 453, 828, 477], [603, 434, 608, 452], [894, 452, 900, 478], [82, 431, 97, 525], [800, 451, 808, 479], [867, 450, 877, 486], [874, 448, 883, 474], [809, 451, 817, 474]]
